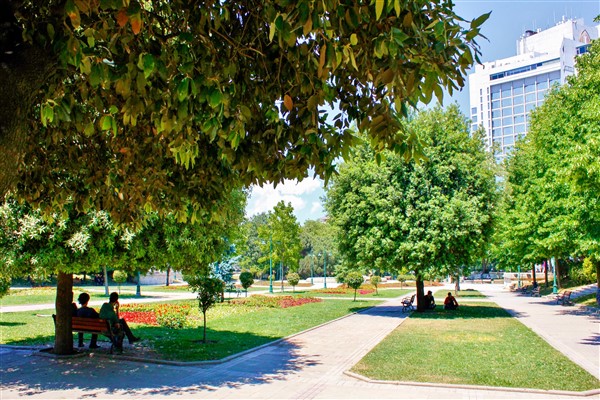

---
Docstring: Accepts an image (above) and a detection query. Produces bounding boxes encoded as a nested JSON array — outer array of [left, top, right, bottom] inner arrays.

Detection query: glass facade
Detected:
[[489, 70, 561, 158]]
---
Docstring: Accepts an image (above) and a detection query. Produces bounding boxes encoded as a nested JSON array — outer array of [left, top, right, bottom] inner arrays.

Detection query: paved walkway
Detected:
[[1, 285, 599, 399]]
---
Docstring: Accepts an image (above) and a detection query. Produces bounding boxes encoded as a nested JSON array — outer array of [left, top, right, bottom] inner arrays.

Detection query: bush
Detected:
[[370, 275, 381, 294], [186, 275, 225, 342], [112, 270, 127, 294], [346, 272, 364, 301], [287, 272, 300, 292], [239, 271, 254, 295]]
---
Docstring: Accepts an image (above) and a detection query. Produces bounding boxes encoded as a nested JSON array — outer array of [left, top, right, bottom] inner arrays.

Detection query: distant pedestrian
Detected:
[[444, 292, 459, 310]]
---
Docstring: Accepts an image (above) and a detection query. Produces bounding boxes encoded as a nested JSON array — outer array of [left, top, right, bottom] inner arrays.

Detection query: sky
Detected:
[[245, 0, 600, 225]]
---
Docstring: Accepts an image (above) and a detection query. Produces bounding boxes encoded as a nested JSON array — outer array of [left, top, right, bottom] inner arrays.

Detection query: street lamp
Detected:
[[280, 259, 284, 292], [310, 253, 314, 285], [551, 257, 558, 294], [269, 236, 273, 294]]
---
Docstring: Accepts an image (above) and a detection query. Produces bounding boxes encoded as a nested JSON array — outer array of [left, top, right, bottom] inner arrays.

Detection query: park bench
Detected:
[[53, 315, 118, 353], [225, 283, 242, 297], [555, 290, 573, 306], [530, 286, 540, 297], [401, 294, 416, 312]]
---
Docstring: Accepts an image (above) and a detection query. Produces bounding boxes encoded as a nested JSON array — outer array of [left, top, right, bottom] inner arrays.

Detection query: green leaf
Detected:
[[471, 12, 491, 29], [177, 78, 189, 102], [269, 22, 276, 42], [375, 0, 385, 20], [100, 115, 113, 131], [209, 90, 223, 108], [350, 33, 358, 46]]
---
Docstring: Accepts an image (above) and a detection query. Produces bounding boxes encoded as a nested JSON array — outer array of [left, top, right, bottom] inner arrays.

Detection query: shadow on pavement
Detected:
[[1, 338, 318, 397]]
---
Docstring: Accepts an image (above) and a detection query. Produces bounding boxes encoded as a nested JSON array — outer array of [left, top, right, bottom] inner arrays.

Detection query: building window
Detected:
[[526, 103, 537, 112], [502, 98, 512, 107], [513, 95, 524, 105], [525, 93, 537, 103], [514, 105, 524, 114], [503, 126, 513, 135], [492, 128, 502, 138], [504, 136, 514, 145], [514, 124, 526, 133], [492, 110, 501, 119], [502, 108, 512, 117]]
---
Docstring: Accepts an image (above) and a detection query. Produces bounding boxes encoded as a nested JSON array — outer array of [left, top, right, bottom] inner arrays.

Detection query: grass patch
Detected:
[[294, 288, 412, 298], [574, 293, 599, 308], [1, 298, 378, 362], [351, 302, 600, 391], [0, 288, 147, 307]]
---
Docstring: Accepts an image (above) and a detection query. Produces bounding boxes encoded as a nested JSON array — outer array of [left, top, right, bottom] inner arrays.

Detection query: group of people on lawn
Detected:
[[422, 290, 459, 310], [72, 291, 140, 351]]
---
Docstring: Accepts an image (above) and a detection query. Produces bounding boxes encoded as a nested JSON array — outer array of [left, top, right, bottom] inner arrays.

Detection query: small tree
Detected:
[[187, 275, 224, 343], [112, 270, 127, 294], [346, 272, 364, 302], [370, 275, 381, 295], [287, 273, 300, 293], [239, 271, 254, 297]]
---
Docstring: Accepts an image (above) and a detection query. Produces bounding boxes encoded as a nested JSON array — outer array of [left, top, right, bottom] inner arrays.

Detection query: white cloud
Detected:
[[246, 177, 325, 223]]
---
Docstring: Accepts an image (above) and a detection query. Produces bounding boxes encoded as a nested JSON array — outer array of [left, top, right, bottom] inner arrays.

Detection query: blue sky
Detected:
[[246, 0, 600, 225]]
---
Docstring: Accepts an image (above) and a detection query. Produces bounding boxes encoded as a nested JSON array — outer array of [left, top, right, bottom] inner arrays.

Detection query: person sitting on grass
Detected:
[[76, 292, 100, 349], [423, 290, 436, 310], [444, 292, 459, 310], [99, 292, 141, 350]]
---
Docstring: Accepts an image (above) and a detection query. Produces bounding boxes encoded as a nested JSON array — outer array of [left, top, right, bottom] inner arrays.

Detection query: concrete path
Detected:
[[2, 286, 599, 399]]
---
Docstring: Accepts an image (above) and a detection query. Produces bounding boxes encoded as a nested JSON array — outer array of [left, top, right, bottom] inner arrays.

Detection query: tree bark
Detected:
[[531, 263, 537, 285], [136, 271, 141, 297], [54, 271, 74, 355], [544, 260, 549, 288], [455, 274, 461, 292], [415, 276, 425, 312], [555, 259, 562, 289], [165, 264, 171, 286]]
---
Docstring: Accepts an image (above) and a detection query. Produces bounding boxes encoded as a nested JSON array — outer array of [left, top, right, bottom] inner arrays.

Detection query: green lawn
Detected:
[[0, 287, 149, 307], [293, 288, 412, 299], [574, 293, 599, 308], [1, 298, 379, 362], [351, 301, 600, 391]]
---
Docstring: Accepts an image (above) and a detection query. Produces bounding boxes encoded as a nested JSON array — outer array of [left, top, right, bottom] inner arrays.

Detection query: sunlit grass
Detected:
[[351, 302, 600, 391]]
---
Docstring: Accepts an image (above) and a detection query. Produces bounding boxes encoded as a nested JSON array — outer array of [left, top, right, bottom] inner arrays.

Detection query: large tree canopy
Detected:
[[325, 105, 497, 310], [1, 0, 488, 223]]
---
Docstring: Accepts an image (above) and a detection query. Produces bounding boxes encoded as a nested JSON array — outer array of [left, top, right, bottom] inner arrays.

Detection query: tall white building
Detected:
[[468, 18, 599, 161]]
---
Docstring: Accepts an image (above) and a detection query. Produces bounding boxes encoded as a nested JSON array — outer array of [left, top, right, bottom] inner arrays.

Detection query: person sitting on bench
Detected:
[[99, 292, 141, 349], [76, 292, 100, 349], [444, 292, 459, 310], [423, 290, 436, 309]]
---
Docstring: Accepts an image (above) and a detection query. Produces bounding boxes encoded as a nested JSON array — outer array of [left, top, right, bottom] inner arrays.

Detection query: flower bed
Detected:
[[231, 295, 322, 308], [120, 303, 192, 328]]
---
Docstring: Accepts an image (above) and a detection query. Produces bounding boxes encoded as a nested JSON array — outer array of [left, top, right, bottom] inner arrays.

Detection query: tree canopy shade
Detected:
[[325, 105, 497, 310], [1, 0, 489, 223]]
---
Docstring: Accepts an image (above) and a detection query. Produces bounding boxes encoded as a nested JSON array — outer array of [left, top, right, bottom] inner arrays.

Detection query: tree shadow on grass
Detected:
[[408, 304, 526, 320], [0, 321, 26, 327]]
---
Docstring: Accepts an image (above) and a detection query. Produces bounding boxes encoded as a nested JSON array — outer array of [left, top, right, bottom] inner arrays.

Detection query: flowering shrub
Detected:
[[155, 304, 192, 329], [314, 288, 349, 294], [119, 311, 158, 325], [119, 303, 191, 329], [232, 295, 322, 308], [358, 289, 375, 295]]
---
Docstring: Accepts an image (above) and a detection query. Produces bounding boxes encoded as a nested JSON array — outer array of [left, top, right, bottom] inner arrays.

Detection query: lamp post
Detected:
[[551, 257, 558, 294], [269, 236, 273, 294], [323, 251, 328, 289], [280, 260, 284, 292], [310, 254, 314, 285]]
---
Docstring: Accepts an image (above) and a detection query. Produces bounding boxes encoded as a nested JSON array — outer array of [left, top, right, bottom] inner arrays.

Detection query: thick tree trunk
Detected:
[[455, 274, 461, 292], [555, 259, 562, 289], [54, 272, 74, 355], [544, 260, 549, 288], [415, 276, 425, 312], [136, 271, 141, 297], [165, 264, 171, 286], [531, 263, 537, 285]]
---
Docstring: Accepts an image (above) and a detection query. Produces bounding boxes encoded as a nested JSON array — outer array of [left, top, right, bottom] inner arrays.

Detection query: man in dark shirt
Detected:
[[76, 292, 100, 349], [424, 290, 436, 309]]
